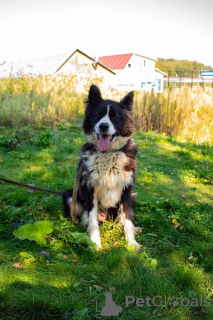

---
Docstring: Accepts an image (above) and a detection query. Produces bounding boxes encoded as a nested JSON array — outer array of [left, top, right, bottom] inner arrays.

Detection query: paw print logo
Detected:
[[169, 296, 179, 307]]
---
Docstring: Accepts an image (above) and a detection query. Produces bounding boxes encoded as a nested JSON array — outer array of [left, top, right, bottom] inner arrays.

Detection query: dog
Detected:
[[63, 85, 140, 249]]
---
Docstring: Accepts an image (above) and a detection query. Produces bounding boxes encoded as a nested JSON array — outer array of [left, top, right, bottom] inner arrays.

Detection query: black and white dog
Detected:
[[63, 85, 140, 249]]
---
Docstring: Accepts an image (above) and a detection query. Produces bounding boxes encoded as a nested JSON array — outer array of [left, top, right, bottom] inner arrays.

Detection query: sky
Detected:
[[0, 0, 213, 66]]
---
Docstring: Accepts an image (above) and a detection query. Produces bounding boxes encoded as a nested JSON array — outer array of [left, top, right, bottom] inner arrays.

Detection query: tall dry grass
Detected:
[[0, 74, 102, 127], [0, 75, 213, 142], [133, 87, 213, 143]]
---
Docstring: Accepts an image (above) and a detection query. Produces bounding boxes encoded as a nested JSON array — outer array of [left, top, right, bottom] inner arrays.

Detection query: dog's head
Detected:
[[83, 85, 134, 151]]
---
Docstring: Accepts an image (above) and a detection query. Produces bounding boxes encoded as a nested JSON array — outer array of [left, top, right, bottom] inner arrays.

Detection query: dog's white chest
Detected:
[[85, 152, 132, 208]]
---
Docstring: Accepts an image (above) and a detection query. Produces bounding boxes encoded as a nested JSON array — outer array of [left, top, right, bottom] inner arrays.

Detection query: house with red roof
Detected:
[[98, 53, 166, 92], [0, 50, 166, 92]]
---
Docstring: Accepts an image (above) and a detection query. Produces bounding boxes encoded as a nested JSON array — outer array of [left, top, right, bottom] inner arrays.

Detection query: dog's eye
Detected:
[[95, 112, 102, 119], [110, 113, 118, 119]]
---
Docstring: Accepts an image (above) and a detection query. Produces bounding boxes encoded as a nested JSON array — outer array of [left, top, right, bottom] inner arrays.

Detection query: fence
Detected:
[[164, 70, 213, 88]]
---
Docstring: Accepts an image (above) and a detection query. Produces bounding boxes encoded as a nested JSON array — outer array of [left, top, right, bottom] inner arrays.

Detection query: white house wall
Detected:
[[132, 54, 156, 83], [57, 51, 115, 92], [57, 52, 93, 75], [111, 54, 157, 91]]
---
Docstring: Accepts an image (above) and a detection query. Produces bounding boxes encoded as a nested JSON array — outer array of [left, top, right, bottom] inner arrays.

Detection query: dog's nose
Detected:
[[99, 122, 109, 132]]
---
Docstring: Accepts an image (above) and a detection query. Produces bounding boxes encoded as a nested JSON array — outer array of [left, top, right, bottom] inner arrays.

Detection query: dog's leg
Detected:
[[62, 189, 83, 220], [121, 211, 140, 250], [120, 189, 140, 250], [88, 197, 101, 249], [81, 211, 89, 226]]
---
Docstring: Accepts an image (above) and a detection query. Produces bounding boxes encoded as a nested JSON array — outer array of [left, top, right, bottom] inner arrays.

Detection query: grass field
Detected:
[[0, 125, 213, 319], [1, 76, 213, 143]]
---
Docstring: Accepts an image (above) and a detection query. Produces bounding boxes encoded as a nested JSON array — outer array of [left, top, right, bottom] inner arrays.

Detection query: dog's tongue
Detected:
[[97, 134, 111, 151]]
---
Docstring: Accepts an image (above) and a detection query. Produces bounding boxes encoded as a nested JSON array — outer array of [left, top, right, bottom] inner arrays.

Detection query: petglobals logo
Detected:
[[93, 291, 211, 318], [93, 290, 123, 318], [125, 295, 211, 308]]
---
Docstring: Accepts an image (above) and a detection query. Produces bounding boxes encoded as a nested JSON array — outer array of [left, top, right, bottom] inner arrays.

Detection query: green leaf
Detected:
[[170, 214, 179, 219], [14, 224, 34, 240], [38, 255, 46, 263], [13, 221, 54, 246], [20, 252, 33, 258], [19, 252, 36, 262], [33, 221, 54, 235], [8, 151, 21, 159], [73, 282, 81, 288], [150, 259, 158, 269], [70, 232, 97, 251]]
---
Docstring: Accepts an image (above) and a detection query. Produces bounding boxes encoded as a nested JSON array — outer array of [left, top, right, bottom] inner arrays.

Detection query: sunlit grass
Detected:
[[0, 127, 213, 319]]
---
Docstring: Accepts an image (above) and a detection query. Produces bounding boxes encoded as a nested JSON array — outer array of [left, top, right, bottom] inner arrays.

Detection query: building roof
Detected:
[[155, 68, 167, 76], [27, 53, 71, 75], [98, 54, 134, 70], [57, 50, 115, 75], [0, 49, 115, 78], [135, 54, 157, 62], [0, 53, 71, 78]]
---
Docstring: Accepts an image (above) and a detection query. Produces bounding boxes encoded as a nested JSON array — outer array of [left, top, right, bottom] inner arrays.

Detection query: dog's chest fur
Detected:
[[84, 151, 132, 208]]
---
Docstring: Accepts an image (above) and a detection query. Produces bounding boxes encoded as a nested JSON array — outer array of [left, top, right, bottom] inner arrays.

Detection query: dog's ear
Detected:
[[88, 85, 102, 106], [120, 91, 134, 111]]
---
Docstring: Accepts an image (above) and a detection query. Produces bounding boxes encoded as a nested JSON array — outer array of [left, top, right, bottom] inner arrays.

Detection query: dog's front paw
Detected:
[[92, 238, 102, 250], [90, 228, 102, 250], [127, 240, 141, 251]]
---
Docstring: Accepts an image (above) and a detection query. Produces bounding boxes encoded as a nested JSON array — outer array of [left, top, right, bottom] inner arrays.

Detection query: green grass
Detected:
[[0, 126, 213, 319]]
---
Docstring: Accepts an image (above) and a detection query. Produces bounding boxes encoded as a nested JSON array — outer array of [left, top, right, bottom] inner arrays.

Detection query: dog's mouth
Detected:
[[97, 133, 116, 151]]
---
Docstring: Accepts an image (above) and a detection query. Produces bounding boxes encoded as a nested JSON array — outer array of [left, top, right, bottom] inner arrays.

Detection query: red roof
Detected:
[[98, 54, 134, 70]]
